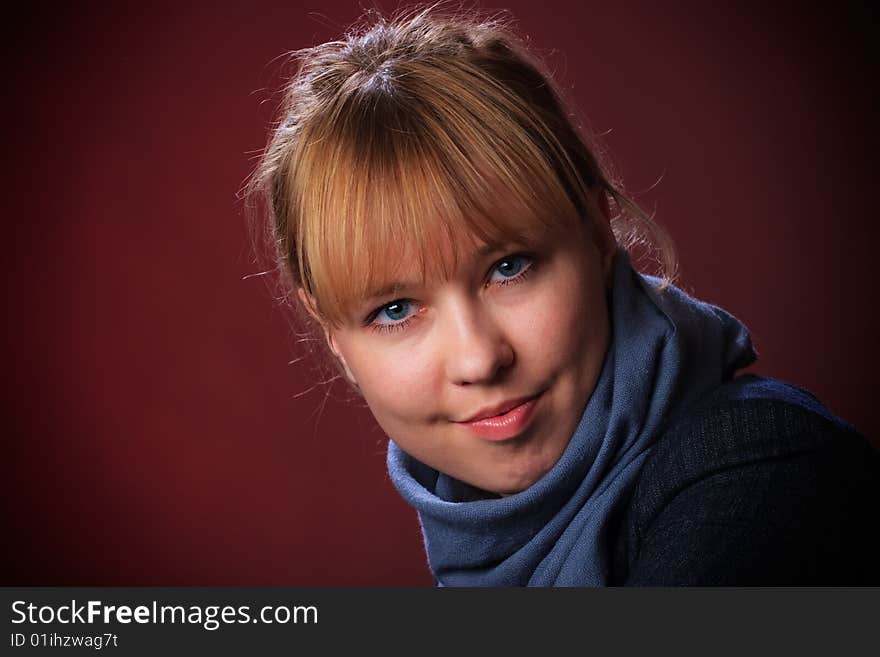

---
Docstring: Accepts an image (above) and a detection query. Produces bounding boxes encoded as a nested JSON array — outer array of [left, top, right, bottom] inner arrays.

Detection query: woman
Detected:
[[247, 5, 878, 585]]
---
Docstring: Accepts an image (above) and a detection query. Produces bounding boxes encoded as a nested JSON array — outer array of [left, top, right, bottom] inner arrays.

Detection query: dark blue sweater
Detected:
[[609, 375, 879, 585]]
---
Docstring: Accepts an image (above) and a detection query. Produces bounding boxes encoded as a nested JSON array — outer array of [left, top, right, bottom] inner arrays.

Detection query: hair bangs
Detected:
[[292, 68, 582, 326], [294, 101, 579, 326]]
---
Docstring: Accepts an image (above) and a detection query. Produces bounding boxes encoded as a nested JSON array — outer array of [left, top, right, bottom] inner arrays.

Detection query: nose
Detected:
[[442, 299, 515, 386]]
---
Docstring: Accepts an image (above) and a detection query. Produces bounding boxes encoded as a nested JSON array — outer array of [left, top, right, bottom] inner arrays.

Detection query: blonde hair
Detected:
[[247, 3, 676, 332]]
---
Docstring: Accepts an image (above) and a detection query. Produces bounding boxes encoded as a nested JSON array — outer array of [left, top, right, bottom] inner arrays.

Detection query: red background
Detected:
[[4, 1, 875, 585]]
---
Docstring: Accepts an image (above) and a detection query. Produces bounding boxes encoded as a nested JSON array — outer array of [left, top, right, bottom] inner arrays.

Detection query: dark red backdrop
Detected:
[[4, 1, 875, 585]]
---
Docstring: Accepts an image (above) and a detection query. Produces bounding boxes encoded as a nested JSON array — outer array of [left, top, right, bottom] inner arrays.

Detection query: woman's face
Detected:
[[324, 214, 615, 495]]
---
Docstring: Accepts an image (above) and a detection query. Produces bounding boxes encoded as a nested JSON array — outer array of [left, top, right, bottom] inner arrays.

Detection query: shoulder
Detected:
[[617, 375, 880, 585], [638, 375, 869, 494]]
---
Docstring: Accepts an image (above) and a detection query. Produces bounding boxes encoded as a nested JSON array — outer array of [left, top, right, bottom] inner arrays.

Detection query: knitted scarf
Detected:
[[386, 249, 755, 585]]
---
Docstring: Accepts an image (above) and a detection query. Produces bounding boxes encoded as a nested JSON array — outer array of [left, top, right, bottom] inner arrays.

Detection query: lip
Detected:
[[455, 392, 542, 442]]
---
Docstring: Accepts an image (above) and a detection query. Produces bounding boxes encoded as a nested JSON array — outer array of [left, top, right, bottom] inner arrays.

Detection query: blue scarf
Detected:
[[386, 249, 755, 586]]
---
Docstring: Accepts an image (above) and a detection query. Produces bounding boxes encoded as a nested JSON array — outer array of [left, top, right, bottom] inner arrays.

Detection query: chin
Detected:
[[488, 456, 556, 496], [492, 476, 541, 497]]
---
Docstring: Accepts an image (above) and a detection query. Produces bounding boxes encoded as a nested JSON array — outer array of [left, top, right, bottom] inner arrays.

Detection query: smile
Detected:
[[456, 392, 542, 442]]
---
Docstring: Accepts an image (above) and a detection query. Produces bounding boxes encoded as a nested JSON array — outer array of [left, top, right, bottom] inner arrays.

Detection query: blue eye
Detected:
[[489, 254, 532, 283], [375, 300, 414, 324]]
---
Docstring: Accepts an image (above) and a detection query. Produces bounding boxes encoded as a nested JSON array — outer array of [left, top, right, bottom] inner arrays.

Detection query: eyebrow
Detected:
[[362, 281, 418, 304]]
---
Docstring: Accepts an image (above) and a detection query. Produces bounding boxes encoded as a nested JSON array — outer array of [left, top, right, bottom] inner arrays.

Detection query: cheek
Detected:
[[515, 265, 607, 365], [346, 345, 439, 424]]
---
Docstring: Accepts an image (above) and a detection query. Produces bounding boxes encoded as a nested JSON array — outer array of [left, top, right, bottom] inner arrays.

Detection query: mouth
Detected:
[[459, 393, 542, 423], [455, 392, 543, 442]]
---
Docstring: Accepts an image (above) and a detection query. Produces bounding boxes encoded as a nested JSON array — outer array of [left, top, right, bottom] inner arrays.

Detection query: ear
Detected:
[[296, 288, 359, 388], [593, 188, 617, 276], [326, 331, 358, 388]]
